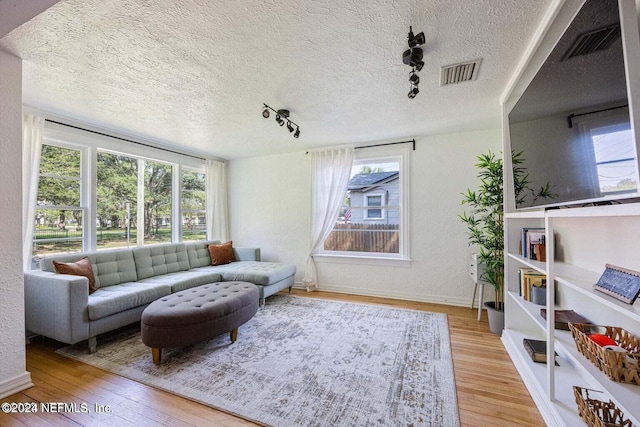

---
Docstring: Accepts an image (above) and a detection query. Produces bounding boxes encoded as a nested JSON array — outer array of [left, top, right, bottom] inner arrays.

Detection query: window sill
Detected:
[[312, 253, 411, 268]]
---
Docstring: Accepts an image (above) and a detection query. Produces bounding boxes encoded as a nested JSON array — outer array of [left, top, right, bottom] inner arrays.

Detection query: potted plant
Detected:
[[460, 150, 555, 334]]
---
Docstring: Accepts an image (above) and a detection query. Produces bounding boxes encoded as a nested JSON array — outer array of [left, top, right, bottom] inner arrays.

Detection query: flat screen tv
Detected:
[[507, 0, 640, 209]]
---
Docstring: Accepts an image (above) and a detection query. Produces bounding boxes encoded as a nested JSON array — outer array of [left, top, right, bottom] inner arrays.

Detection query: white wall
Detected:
[[0, 50, 32, 398], [229, 128, 501, 306]]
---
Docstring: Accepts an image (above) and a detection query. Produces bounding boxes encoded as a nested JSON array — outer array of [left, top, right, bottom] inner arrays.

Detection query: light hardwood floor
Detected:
[[0, 290, 545, 426]]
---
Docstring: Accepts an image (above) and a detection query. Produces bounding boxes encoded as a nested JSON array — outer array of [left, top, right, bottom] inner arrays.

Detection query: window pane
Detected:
[[326, 158, 401, 255], [39, 145, 80, 177], [37, 177, 80, 206], [144, 161, 172, 244], [37, 145, 81, 207], [181, 170, 206, 241], [96, 152, 138, 250], [33, 208, 84, 258]]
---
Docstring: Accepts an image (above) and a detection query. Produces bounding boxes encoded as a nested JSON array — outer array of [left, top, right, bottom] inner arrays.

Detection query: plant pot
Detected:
[[484, 301, 504, 335]]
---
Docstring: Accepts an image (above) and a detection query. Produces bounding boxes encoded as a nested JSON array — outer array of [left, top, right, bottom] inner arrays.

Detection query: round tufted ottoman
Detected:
[[141, 281, 259, 364]]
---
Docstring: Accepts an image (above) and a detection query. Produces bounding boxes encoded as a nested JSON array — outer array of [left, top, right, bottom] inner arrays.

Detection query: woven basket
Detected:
[[573, 387, 632, 427], [569, 323, 640, 385]]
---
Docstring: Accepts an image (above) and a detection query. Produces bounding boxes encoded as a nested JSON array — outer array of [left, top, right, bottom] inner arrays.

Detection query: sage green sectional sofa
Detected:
[[24, 240, 296, 352]]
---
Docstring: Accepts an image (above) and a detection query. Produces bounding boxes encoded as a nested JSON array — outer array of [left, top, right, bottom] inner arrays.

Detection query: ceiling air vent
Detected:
[[440, 59, 482, 87], [561, 24, 621, 61]]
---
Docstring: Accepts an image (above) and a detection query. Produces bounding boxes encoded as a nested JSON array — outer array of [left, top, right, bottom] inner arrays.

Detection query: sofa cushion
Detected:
[[210, 261, 296, 286], [185, 240, 221, 268], [88, 282, 170, 321], [138, 270, 223, 293], [53, 257, 97, 294], [132, 243, 190, 280], [208, 241, 236, 266], [41, 249, 138, 289]]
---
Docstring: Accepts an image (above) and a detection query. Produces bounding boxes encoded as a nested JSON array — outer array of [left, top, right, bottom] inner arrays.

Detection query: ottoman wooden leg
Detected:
[[151, 347, 162, 365], [230, 328, 238, 343]]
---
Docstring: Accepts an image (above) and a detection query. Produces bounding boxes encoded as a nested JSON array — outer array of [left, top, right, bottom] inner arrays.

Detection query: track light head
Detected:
[[408, 86, 419, 99], [262, 107, 270, 118], [408, 31, 425, 48], [402, 47, 423, 66], [287, 121, 294, 132], [409, 70, 420, 85], [275, 114, 284, 126], [294, 127, 300, 138]]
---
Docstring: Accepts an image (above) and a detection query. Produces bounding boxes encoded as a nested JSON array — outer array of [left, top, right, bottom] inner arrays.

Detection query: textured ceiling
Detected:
[[0, 0, 551, 159]]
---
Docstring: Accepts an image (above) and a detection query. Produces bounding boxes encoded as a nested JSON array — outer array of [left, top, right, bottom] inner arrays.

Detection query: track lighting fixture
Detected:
[[403, 26, 425, 99], [262, 103, 301, 139]]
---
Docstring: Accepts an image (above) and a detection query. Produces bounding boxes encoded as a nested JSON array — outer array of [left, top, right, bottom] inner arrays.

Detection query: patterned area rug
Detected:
[[57, 295, 460, 426]]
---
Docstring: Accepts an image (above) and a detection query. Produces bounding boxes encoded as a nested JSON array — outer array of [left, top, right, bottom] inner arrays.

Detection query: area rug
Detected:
[[57, 295, 460, 426]]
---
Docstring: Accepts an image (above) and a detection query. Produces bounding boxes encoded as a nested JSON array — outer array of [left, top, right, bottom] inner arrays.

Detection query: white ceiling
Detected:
[[0, 0, 551, 159]]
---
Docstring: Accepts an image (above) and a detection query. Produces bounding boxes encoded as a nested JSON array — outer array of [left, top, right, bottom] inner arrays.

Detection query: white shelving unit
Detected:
[[503, 206, 640, 426], [499, 0, 640, 424]]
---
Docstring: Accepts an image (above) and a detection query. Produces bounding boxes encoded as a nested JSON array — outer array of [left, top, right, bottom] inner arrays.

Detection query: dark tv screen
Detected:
[[508, 0, 640, 209]]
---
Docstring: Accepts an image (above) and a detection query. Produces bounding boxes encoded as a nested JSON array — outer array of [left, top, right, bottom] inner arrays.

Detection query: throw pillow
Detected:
[[53, 256, 97, 294], [208, 241, 236, 266]]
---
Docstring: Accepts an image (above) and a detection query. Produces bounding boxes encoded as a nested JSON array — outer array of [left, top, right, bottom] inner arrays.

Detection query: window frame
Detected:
[[33, 141, 88, 256], [314, 145, 411, 267]]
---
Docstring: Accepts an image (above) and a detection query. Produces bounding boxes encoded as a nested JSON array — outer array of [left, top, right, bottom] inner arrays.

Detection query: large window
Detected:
[[322, 147, 409, 262], [31, 128, 207, 262], [33, 145, 84, 256]]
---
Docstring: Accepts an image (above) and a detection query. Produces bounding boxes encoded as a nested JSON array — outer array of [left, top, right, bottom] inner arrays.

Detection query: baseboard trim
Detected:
[[293, 282, 470, 307], [0, 372, 34, 400]]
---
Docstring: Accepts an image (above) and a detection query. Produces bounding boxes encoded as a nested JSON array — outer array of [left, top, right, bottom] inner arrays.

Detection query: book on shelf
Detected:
[[593, 264, 640, 304], [539, 309, 591, 331], [521, 227, 545, 260], [518, 267, 546, 302], [522, 338, 558, 365]]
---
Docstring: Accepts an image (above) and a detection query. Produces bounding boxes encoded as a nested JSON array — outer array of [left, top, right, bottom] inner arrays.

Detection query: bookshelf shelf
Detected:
[[554, 262, 640, 323]]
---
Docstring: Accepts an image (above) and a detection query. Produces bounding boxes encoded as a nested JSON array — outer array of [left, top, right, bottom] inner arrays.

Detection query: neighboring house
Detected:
[[346, 171, 399, 225]]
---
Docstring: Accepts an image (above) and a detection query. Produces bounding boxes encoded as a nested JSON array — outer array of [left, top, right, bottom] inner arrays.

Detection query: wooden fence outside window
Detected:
[[324, 223, 399, 253]]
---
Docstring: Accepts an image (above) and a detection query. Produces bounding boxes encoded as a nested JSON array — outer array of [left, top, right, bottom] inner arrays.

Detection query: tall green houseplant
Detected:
[[460, 151, 505, 310], [460, 150, 555, 312]]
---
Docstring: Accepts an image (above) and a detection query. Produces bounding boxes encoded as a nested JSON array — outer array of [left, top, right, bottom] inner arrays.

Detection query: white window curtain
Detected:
[[22, 114, 44, 271], [303, 148, 354, 291], [205, 159, 230, 242]]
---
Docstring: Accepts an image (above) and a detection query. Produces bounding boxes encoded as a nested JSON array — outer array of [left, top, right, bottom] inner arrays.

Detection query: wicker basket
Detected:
[[569, 323, 640, 385], [573, 387, 632, 427]]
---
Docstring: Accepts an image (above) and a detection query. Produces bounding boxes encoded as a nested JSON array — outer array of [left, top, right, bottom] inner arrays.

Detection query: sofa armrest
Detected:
[[24, 270, 90, 345], [233, 247, 261, 262]]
